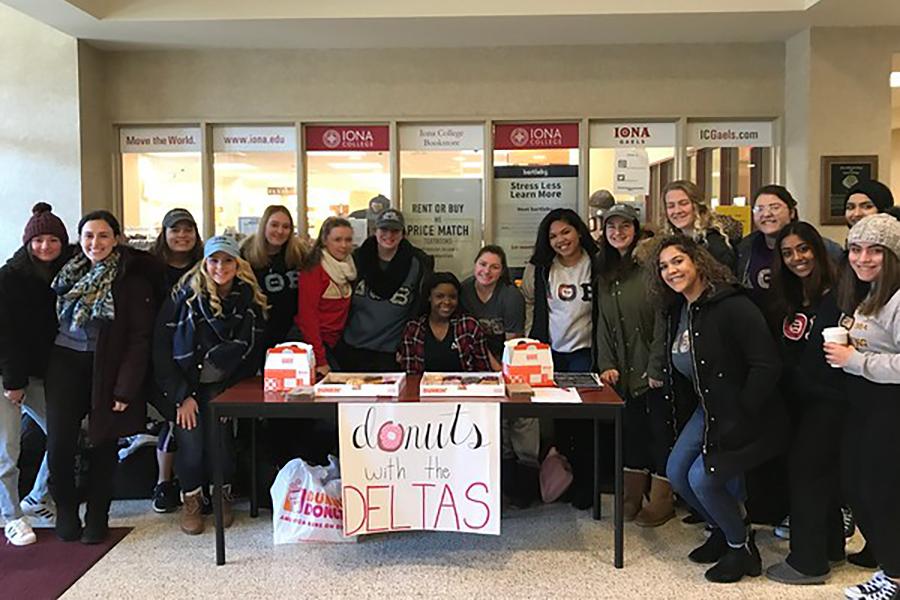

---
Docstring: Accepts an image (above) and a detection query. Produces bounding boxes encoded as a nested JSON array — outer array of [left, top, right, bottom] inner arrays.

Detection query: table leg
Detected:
[[592, 417, 601, 521], [250, 418, 259, 518], [614, 406, 624, 568], [213, 407, 226, 566]]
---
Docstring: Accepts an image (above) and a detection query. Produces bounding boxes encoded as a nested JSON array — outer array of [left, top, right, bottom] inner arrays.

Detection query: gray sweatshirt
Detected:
[[844, 289, 900, 384]]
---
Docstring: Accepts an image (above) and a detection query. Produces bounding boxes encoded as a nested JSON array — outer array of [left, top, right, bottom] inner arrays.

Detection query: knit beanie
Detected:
[[847, 213, 900, 259], [845, 180, 894, 213], [22, 202, 69, 247]]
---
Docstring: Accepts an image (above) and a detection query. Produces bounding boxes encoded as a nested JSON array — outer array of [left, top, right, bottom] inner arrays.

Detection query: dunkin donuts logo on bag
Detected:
[[282, 482, 343, 523]]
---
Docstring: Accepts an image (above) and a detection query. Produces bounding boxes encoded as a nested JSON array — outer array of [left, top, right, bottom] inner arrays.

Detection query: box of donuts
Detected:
[[419, 372, 506, 397], [313, 372, 406, 397]]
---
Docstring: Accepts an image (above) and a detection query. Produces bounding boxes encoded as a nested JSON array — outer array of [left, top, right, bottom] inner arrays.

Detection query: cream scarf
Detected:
[[320, 250, 357, 297]]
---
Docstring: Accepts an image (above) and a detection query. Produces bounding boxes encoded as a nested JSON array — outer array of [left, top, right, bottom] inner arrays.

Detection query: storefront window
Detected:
[[589, 122, 676, 229], [120, 127, 202, 245], [305, 125, 390, 238], [492, 122, 580, 272], [687, 121, 774, 208], [212, 125, 297, 238], [399, 123, 484, 275]]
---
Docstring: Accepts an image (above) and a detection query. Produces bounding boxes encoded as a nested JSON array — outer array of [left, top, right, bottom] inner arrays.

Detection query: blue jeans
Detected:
[[551, 348, 592, 373], [667, 405, 747, 544], [0, 376, 51, 522]]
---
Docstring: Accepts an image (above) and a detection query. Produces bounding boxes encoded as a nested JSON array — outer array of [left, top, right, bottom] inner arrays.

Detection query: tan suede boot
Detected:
[[635, 475, 675, 527], [181, 488, 205, 535], [623, 470, 650, 522]]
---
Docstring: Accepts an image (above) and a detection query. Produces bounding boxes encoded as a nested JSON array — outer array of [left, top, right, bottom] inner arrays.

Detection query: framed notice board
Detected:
[[820, 155, 878, 225]]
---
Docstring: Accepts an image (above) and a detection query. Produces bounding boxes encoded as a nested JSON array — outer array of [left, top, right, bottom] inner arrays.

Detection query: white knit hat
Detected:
[[847, 213, 900, 258]]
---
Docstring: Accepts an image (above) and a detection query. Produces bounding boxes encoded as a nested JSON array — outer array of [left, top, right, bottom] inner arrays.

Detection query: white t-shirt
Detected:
[[547, 252, 593, 353]]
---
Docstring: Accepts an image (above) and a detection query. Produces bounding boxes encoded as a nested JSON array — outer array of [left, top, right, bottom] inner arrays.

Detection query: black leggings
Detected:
[[623, 387, 673, 476], [842, 392, 900, 578], [44, 346, 118, 513]]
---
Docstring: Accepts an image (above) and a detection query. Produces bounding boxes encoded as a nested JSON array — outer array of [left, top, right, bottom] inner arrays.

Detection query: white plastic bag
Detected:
[[271, 456, 355, 544]]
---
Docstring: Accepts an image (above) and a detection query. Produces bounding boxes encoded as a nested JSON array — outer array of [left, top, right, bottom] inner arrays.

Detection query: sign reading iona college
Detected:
[[306, 125, 390, 152], [494, 123, 579, 150], [338, 402, 500, 536]]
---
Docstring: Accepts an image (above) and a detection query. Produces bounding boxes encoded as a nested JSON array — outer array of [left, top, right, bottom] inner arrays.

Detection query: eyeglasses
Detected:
[[752, 204, 787, 215]]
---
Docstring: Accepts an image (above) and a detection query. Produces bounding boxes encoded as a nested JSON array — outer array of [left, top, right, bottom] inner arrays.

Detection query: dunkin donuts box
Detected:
[[419, 372, 506, 397], [314, 373, 405, 397], [502, 338, 554, 387], [264, 342, 316, 392]]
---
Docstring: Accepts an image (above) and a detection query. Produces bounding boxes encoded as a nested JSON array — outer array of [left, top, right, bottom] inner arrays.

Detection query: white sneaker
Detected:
[[4, 517, 37, 546], [844, 572, 898, 600], [20, 496, 56, 526], [774, 516, 790, 540]]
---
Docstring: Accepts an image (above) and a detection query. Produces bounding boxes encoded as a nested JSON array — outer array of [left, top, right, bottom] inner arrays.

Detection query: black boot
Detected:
[[56, 504, 83, 542], [848, 544, 878, 569], [512, 462, 540, 508], [704, 531, 762, 583], [81, 498, 110, 545], [688, 527, 728, 564], [501, 458, 517, 503]]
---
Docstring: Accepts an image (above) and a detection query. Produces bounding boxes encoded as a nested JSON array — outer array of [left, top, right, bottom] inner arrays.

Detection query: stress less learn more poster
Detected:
[[338, 402, 500, 536]]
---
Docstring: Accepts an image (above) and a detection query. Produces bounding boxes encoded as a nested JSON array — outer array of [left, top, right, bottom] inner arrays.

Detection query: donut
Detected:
[[377, 421, 404, 452]]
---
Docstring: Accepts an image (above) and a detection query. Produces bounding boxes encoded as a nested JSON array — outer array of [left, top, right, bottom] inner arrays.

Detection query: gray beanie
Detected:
[[847, 213, 900, 259]]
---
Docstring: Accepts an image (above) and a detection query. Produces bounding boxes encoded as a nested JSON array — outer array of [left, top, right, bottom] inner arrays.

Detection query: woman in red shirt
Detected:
[[296, 217, 357, 376]]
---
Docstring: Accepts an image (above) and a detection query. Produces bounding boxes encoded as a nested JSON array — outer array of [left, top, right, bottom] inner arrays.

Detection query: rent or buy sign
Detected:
[[338, 403, 500, 536]]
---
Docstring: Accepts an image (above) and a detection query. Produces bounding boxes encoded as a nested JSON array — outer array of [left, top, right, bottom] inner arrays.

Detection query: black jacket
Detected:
[[0, 245, 73, 390], [663, 284, 789, 478], [701, 228, 737, 273]]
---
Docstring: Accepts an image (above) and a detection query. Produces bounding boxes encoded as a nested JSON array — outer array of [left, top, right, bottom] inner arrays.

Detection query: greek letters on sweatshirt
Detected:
[[296, 264, 352, 365]]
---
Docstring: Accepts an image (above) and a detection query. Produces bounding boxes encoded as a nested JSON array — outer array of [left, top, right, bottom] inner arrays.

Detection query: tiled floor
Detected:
[[60, 498, 868, 599]]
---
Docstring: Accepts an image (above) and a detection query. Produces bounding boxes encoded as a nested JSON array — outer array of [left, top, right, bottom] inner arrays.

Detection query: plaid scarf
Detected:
[[52, 250, 120, 330]]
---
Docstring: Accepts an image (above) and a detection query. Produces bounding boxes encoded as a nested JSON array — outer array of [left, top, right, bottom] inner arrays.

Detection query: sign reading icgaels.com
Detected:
[[338, 403, 500, 536]]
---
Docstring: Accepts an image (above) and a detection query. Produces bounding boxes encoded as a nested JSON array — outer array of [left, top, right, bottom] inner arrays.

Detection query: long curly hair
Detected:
[[646, 235, 737, 308], [529, 209, 598, 267], [177, 255, 269, 318], [661, 180, 733, 248]]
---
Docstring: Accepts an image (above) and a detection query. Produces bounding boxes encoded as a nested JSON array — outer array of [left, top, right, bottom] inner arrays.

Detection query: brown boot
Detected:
[[635, 475, 675, 527], [221, 484, 235, 529], [181, 488, 205, 535], [623, 470, 650, 522]]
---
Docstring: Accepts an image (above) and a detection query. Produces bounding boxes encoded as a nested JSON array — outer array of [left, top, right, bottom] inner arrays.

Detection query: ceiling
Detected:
[[3, 0, 900, 50]]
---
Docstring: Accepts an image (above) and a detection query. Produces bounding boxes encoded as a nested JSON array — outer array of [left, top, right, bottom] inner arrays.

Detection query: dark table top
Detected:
[[213, 374, 624, 407]]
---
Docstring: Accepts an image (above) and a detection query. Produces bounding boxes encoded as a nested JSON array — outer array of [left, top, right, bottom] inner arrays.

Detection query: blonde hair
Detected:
[[177, 256, 270, 319], [661, 180, 733, 248], [241, 205, 307, 271]]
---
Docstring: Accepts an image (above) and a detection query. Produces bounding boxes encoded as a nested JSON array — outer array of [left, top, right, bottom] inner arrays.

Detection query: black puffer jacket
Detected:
[[662, 284, 789, 478], [0, 245, 73, 390]]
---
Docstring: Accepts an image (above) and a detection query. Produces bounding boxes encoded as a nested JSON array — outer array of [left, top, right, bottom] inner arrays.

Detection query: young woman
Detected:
[[397, 272, 490, 374], [650, 236, 788, 583], [148, 208, 203, 514], [662, 180, 736, 272], [764, 222, 847, 585], [827, 214, 900, 600], [153, 236, 268, 535], [296, 217, 357, 376], [845, 180, 894, 230], [594, 204, 672, 527], [45, 210, 161, 544], [459, 246, 536, 507], [241, 205, 306, 354], [0, 203, 72, 546], [521, 208, 597, 509], [339, 209, 434, 372]]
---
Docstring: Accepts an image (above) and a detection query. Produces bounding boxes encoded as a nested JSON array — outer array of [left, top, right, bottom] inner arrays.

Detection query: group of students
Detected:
[[0, 180, 897, 598]]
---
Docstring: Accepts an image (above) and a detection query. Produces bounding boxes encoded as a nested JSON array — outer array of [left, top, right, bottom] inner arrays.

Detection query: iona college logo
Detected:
[[323, 129, 342, 149], [510, 127, 530, 147]]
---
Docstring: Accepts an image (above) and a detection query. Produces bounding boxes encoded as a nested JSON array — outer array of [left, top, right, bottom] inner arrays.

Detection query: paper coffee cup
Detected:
[[822, 327, 848, 345]]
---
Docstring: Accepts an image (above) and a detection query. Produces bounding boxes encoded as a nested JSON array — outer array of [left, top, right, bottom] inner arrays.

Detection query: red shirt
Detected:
[[295, 264, 352, 365]]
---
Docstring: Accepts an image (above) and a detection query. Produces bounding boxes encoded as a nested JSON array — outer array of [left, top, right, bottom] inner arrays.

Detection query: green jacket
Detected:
[[593, 260, 665, 397]]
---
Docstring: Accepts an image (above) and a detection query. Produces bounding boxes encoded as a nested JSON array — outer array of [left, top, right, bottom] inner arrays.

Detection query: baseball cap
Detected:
[[376, 209, 405, 231], [162, 208, 197, 230], [203, 235, 241, 260]]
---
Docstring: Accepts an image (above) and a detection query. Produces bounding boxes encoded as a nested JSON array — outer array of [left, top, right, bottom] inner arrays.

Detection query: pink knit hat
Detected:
[[22, 203, 68, 247]]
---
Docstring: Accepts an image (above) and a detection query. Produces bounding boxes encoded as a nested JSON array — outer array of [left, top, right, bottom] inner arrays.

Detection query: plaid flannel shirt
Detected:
[[397, 314, 491, 374]]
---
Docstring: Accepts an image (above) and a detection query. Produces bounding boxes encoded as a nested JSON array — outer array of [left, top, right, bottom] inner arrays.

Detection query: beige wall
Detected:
[[101, 44, 785, 121], [0, 5, 82, 258], [787, 27, 899, 241], [78, 41, 114, 213]]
